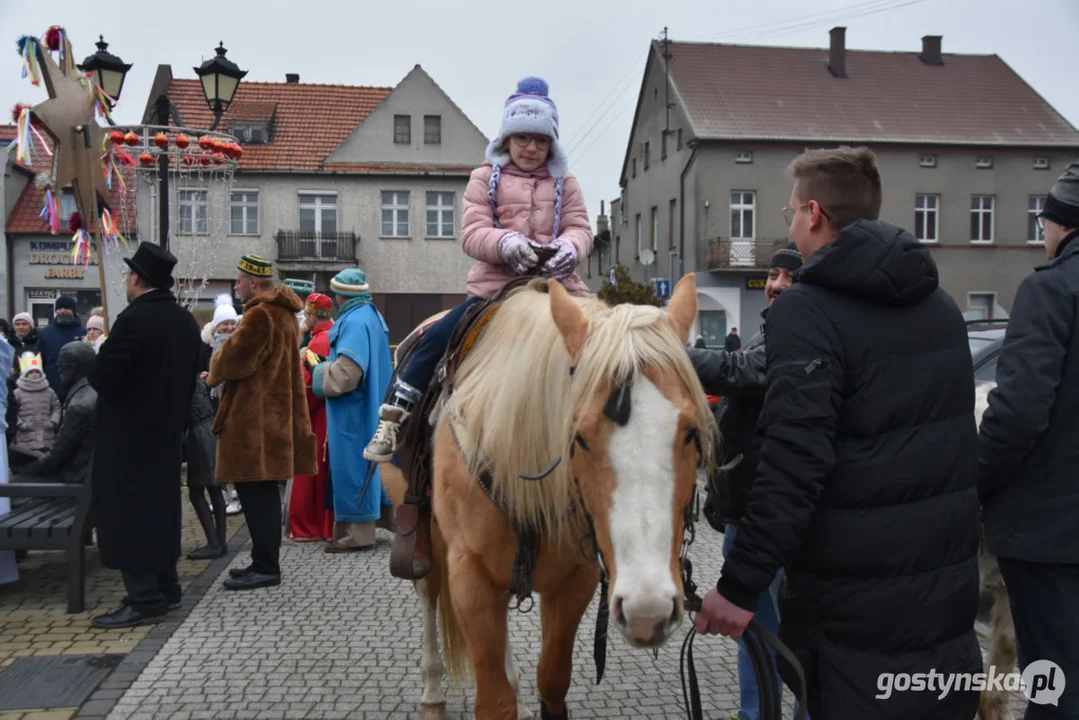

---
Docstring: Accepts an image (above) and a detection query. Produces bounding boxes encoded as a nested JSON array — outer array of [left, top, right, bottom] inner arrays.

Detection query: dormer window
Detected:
[[230, 122, 269, 144]]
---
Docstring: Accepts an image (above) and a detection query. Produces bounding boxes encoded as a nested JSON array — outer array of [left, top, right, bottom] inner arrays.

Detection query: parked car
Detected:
[[968, 320, 1007, 384]]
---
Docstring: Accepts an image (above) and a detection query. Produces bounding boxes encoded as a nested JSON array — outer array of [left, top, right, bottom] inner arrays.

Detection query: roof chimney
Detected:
[[919, 35, 943, 65], [828, 27, 847, 78], [285, 73, 299, 83]]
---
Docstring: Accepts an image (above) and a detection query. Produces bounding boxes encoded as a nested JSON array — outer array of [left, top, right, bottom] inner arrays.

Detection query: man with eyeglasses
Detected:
[[977, 160, 1079, 717], [695, 146, 981, 719]]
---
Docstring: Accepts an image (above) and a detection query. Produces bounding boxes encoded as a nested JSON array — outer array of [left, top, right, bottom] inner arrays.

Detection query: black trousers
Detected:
[[122, 566, 180, 615], [997, 557, 1079, 718], [235, 480, 282, 576]]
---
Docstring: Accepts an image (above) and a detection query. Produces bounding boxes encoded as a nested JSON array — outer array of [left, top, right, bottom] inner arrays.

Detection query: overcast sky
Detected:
[[5, 0, 1078, 229]]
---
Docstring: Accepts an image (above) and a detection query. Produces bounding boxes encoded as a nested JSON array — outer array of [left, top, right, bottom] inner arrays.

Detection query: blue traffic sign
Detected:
[[654, 278, 670, 298]]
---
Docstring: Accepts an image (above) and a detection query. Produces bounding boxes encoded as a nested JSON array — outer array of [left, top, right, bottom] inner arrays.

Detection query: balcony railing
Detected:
[[275, 231, 357, 263], [706, 237, 788, 271]]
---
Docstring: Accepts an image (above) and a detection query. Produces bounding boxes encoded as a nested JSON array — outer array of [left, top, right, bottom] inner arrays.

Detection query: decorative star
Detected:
[[29, 38, 110, 231]]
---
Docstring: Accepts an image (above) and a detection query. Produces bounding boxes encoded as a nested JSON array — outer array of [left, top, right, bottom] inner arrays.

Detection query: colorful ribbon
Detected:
[[99, 208, 126, 251], [16, 36, 40, 86], [39, 187, 59, 235], [71, 228, 93, 267]]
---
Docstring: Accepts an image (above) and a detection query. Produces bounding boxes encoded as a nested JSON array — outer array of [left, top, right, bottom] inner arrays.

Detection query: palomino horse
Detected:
[[974, 380, 1018, 720], [403, 274, 715, 719]]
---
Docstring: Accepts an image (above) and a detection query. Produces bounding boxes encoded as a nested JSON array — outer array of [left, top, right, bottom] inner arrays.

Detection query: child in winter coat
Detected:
[[200, 295, 241, 514], [363, 76, 593, 462], [12, 352, 60, 454], [84, 315, 106, 353]]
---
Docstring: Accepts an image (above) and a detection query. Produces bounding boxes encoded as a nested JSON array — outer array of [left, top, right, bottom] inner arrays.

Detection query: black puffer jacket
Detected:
[[718, 220, 981, 720]]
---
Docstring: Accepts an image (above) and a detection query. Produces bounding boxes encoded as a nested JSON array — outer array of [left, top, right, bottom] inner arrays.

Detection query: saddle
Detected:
[[389, 275, 539, 580]]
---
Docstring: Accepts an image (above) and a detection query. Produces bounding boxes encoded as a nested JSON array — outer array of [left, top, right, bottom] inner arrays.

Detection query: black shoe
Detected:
[[167, 599, 182, 611], [228, 564, 254, 579], [91, 605, 166, 629], [222, 571, 281, 591], [187, 545, 227, 560]]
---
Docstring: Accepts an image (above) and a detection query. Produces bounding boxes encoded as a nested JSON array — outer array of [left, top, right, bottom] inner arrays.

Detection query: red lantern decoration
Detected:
[[175, 134, 190, 149], [234, 145, 243, 159], [211, 140, 226, 153], [154, 133, 169, 149], [212, 152, 225, 164], [200, 156, 212, 166], [109, 130, 124, 146], [198, 136, 213, 151], [68, 211, 82, 233], [139, 153, 154, 167], [123, 132, 139, 146]]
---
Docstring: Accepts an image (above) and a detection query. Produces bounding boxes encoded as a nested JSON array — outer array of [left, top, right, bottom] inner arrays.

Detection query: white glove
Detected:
[[498, 232, 539, 274]]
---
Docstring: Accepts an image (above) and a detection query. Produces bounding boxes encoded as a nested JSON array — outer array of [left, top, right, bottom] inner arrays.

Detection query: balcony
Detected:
[[706, 237, 788, 271], [275, 231, 358, 264]]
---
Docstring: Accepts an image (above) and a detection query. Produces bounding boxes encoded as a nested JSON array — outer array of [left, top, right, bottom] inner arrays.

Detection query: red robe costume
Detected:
[[287, 320, 335, 541]]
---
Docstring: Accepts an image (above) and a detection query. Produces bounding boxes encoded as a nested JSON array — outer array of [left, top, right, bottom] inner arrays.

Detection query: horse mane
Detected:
[[446, 281, 716, 541]]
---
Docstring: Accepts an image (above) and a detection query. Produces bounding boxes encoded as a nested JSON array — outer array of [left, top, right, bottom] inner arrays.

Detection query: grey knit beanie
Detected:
[[1042, 161, 1079, 228], [770, 239, 803, 272]]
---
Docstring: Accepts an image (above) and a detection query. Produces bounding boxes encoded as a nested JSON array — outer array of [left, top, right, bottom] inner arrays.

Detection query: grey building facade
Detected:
[[586, 28, 1079, 346]]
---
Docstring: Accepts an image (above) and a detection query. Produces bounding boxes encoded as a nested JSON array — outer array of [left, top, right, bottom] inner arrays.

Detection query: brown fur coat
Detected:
[[208, 284, 317, 482]]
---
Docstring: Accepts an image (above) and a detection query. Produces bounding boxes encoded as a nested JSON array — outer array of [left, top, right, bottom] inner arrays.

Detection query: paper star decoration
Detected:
[[30, 38, 110, 231]]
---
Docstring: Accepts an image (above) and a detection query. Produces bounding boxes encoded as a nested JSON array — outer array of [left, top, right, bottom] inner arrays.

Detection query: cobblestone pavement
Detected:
[[0, 482, 246, 720]]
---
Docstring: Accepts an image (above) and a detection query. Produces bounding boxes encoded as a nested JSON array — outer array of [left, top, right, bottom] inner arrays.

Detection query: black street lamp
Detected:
[[76, 36, 132, 123], [194, 42, 247, 130]]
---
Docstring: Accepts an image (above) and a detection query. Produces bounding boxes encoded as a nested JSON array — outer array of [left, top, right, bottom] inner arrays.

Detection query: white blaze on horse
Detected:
[[407, 274, 715, 720], [974, 380, 1018, 720]]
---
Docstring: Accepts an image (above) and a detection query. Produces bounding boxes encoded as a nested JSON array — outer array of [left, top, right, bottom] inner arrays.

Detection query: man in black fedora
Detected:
[[89, 242, 203, 628]]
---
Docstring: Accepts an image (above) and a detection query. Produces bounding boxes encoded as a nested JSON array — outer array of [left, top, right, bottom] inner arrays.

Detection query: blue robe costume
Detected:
[[311, 302, 393, 523]]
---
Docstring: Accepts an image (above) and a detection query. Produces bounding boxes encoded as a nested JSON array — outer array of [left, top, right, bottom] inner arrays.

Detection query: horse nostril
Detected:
[[612, 595, 627, 627]]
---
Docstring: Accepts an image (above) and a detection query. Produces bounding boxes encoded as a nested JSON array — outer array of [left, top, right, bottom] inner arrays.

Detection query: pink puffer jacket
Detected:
[[461, 163, 593, 299]]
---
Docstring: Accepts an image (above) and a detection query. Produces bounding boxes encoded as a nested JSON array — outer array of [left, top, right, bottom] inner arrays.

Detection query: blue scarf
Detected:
[[339, 295, 371, 314]]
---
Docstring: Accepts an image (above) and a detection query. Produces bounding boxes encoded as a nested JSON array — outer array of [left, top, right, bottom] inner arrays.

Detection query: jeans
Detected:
[[398, 297, 484, 393], [722, 522, 788, 720], [122, 566, 180, 615], [236, 481, 283, 576], [996, 557, 1079, 718]]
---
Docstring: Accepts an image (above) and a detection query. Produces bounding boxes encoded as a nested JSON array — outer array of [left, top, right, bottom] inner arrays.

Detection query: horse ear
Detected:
[[665, 273, 697, 344], [548, 279, 588, 359]]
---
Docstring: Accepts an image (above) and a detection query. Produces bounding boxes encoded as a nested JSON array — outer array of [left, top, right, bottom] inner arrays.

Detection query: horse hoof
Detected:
[[420, 701, 447, 720]]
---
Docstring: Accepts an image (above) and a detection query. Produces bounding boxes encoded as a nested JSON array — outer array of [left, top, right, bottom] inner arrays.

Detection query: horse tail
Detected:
[[435, 525, 472, 685]]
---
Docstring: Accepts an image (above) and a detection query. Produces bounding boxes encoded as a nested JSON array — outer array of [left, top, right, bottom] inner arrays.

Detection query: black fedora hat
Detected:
[[124, 241, 177, 289]]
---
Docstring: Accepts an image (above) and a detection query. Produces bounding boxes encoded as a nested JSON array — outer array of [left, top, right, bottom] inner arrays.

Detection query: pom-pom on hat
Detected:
[[304, 292, 333, 318], [485, 76, 568, 179]]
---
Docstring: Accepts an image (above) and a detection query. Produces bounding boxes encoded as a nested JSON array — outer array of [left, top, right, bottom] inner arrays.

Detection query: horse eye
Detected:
[[574, 434, 590, 452]]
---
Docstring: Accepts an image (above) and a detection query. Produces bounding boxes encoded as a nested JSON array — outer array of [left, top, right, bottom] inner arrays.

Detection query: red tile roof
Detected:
[[6, 166, 138, 235], [321, 162, 475, 174], [162, 79, 392, 171], [665, 41, 1079, 147]]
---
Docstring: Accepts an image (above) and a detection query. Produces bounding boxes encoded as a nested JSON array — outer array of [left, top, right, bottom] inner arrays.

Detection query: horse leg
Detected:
[[536, 565, 599, 719], [979, 574, 1017, 720], [416, 575, 448, 720], [505, 634, 534, 720], [448, 548, 517, 720]]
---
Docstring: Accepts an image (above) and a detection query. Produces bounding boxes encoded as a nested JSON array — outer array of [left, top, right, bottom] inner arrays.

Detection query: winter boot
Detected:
[[363, 380, 422, 462]]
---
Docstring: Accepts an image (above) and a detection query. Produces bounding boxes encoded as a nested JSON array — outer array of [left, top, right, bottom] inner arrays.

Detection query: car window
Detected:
[[974, 354, 999, 383], [969, 337, 995, 356]]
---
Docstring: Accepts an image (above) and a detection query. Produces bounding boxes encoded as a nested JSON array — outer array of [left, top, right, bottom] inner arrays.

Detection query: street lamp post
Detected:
[[147, 42, 246, 250], [76, 35, 132, 122]]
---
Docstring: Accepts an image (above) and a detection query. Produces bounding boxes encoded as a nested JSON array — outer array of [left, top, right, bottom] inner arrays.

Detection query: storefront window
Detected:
[[25, 289, 102, 328]]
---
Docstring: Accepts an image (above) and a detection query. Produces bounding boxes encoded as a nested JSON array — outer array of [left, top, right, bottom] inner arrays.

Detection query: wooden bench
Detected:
[[0, 470, 93, 613]]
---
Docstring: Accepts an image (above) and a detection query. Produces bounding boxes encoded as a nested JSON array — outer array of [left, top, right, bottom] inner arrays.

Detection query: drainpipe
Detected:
[[5, 233, 13, 319], [678, 142, 699, 280]]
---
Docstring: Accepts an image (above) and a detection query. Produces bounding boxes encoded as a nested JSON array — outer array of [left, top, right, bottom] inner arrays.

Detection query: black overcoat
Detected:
[[89, 289, 201, 572]]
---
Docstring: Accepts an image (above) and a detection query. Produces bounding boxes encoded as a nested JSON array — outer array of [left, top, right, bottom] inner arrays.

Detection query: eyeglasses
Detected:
[[782, 202, 832, 226], [510, 133, 551, 149]]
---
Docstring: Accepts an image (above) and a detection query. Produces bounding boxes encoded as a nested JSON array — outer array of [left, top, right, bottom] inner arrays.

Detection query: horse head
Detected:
[[548, 274, 715, 649]]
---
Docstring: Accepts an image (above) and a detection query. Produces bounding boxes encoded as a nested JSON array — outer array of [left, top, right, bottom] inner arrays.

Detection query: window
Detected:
[[974, 354, 999, 383], [230, 122, 268, 144], [730, 191, 756, 239], [644, 141, 650, 171], [919, 155, 937, 168], [914, 194, 939, 243], [650, 206, 658, 251], [1029, 196, 1046, 243], [661, 131, 668, 160], [178, 190, 208, 235], [229, 191, 259, 235], [975, 156, 993, 169], [298, 193, 337, 235], [632, 158, 637, 178], [425, 191, 454, 237], [970, 196, 994, 242], [968, 292, 996, 321], [394, 115, 411, 144], [676, 128, 682, 150], [381, 191, 410, 237], [424, 115, 441, 145], [735, 151, 753, 164], [58, 192, 77, 225], [668, 198, 677, 249], [1034, 157, 1050, 170], [635, 213, 642, 254]]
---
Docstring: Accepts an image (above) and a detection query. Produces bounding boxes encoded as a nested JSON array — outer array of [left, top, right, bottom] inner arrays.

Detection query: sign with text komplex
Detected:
[[28, 240, 98, 280]]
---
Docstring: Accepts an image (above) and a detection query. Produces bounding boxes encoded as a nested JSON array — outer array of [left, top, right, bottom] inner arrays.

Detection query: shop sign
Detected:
[[746, 277, 767, 290], [28, 240, 97, 280]]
